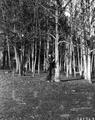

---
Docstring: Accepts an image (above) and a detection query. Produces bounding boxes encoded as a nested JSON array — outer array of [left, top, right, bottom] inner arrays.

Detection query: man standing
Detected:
[[46, 54, 55, 82]]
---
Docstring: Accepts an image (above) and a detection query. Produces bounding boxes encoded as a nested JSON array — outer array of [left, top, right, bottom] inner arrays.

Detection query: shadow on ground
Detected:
[[0, 71, 95, 120]]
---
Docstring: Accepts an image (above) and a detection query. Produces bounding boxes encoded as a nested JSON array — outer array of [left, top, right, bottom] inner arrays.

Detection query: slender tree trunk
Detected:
[[6, 37, 11, 69], [65, 45, 69, 77], [14, 46, 20, 74], [80, 47, 83, 76], [66, 56, 69, 77], [3, 47, 6, 69], [59, 56, 62, 72], [18, 59, 21, 75], [20, 46, 24, 75], [29, 51, 31, 71], [46, 34, 50, 71], [78, 46, 82, 76], [43, 50, 46, 71], [43, 40, 47, 72], [31, 43, 34, 73], [54, 8, 60, 82], [91, 53, 93, 73], [38, 41, 41, 74], [32, 42, 37, 77], [69, 43, 72, 75], [73, 52, 76, 77], [87, 48, 91, 83], [82, 45, 87, 79], [38, 20, 41, 74], [64, 59, 66, 73], [14, 46, 18, 72]]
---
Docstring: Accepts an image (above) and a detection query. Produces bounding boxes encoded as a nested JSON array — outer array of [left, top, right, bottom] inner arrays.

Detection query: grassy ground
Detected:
[[0, 71, 95, 120]]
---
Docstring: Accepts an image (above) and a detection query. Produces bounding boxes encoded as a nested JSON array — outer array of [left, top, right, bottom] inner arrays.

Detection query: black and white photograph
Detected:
[[0, 0, 95, 119]]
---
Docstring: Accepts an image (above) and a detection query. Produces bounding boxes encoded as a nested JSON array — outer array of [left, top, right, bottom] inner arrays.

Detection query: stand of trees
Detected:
[[0, 0, 95, 83]]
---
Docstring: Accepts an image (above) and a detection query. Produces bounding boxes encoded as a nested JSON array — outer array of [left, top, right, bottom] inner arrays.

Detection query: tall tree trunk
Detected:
[[38, 41, 41, 74], [73, 51, 76, 77], [87, 0, 95, 83], [43, 49, 46, 71], [38, 20, 41, 74], [28, 51, 31, 71], [66, 54, 69, 77], [65, 45, 69, 77], [14, 46, 20, 74], [46, 33, 50, 71], [31, 43, 34, 73], [43, 39, 47, 72], [32, 42, 37, 77], [91, 53, 93, 74], [18, 59, 21, 75], [54, 8, 60, 82], [6, 36, 11, 68], [20, 46, 24, 75], [82, 44, 87, 80], [3, 49, 6, 69], [80, 47, 83, 76], [78, 46, 82, 76], [87, 48, 91, 83], [59, 55, 62, 72], [69, 43, 72, 75]]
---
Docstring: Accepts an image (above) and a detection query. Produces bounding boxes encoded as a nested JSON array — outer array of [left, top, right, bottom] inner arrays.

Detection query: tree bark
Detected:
[[82, 44, 87, 80], [73, 51, 76, 77], [69, 43, 72, 75], [31, 43, 34, 73], [6, 36, 11, 69], [54, 8, 60, 82], [38, 41, 41, 74], [28, 51, 31, 71], [3, 49, 6, 69], [66, 56, 69, 77], [87, 48, 91, 83], [14, 46, 20, 74], [32, 42, 37, 77]]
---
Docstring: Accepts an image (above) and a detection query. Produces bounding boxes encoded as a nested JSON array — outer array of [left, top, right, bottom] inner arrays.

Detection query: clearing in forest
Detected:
[[0, 71, 95, 120]]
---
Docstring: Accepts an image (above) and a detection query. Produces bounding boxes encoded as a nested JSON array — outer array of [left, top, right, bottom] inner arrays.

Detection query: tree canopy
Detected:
[[0, 0, 95, 83]]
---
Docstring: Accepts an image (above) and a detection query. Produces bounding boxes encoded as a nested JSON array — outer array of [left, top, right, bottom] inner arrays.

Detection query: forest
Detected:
[[0, 0, 95, 83], [0, 0, 95, 119]]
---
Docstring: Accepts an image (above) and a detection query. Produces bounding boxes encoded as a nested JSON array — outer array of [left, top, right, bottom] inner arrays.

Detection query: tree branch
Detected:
[[47, 33, 56, 40], [58, 40, 71, 45], [58, 40, 77, 47], [38, 2, 56, 18], [89, 48, 95, 53], [64, 0, 72, 9]]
